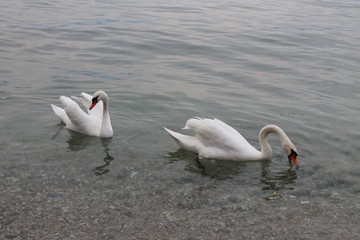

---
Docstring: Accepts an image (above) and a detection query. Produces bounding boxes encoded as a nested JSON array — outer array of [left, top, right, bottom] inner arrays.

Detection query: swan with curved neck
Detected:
[[51, 90, 113, 138], [164, 118, 298, 168]]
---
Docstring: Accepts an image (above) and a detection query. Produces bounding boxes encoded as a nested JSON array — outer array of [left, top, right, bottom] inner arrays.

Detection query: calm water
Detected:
[[1, 0, 359, 239]]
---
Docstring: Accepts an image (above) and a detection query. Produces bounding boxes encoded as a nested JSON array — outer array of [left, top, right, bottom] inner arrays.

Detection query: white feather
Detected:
[[165, 118, 297, 162], [51, 91, 113, 138]]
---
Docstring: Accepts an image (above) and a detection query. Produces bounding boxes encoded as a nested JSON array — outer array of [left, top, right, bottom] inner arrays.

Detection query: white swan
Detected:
[[51, 90, 113, 138], [164, 118, 298, 168]]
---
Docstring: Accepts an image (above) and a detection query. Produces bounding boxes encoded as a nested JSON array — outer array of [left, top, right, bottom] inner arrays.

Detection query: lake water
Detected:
[[1, 0, 359, 239]]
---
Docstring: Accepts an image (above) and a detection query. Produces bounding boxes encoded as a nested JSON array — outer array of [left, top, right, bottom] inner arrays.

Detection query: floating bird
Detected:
[[164, 118, 298, 168], [51, 91, 113, 138]]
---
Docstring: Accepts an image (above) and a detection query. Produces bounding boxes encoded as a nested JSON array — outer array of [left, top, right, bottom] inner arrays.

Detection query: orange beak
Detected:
[[288, 150, 299, 169], [89, 98, 98, 110]]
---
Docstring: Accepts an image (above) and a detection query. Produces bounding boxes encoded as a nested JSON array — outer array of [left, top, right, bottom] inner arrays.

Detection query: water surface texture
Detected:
[[1, 0, 360, 239]]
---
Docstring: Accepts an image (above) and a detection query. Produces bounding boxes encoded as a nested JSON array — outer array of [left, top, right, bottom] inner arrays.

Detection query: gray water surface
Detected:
[[1, 0, 360, 239]]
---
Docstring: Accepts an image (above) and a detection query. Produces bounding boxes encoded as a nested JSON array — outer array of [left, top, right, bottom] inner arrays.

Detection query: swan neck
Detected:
[[100, 96, 113, 137], [258, 125, 287, 160], [101, 98, 110, 125], [101, 94, 109, 111]]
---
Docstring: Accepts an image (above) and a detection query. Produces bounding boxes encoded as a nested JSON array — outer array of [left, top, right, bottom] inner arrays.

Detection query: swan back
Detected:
[[184, 118, 247, 151], [168, 118, 261, 160]]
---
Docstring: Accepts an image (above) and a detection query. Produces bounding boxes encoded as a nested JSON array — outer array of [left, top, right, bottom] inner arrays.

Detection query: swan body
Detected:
[[164, 118, 298, 167], [51, 91, 113, 138]]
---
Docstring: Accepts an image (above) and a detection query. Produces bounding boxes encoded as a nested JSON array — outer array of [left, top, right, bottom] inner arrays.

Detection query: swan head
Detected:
[[89, 90, 108, 110], [282, 142, 298, 169]]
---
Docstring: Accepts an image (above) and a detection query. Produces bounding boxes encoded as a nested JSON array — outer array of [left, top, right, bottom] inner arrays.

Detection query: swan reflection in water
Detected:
[[53, 128, 114, 175], [259, 160, 297, 191], [167, 149, 297, 191], [91, 138, 114, 176]]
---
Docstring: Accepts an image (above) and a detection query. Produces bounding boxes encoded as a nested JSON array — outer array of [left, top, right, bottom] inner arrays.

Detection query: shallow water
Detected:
[[1, 0, 360, 239]]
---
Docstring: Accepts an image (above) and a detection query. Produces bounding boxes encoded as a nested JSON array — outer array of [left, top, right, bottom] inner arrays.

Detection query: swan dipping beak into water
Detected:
[[51, 90, 113, 138], [164, 118, 299, 168]]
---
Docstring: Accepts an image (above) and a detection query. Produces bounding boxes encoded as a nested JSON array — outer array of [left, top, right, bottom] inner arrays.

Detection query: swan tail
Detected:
[[51, 104, 70, 125], [164, 127, 203, 152]]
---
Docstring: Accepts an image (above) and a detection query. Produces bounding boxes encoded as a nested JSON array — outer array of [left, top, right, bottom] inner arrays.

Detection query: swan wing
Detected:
[[71, 95, 90, 109], [59, 96, 99, 135], [80, 92, 92, 102], [184, 118, 259, 158]]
